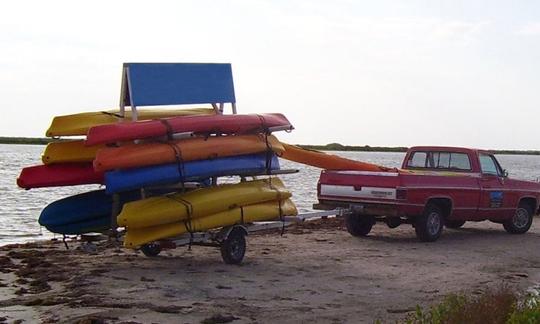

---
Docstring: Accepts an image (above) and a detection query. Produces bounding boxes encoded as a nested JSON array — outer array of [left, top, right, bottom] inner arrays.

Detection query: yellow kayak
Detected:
[[42, 140, 105, 164], [46, 108, 216, 137], [117, 178, 291, 229], [124, 199, 297, 248]]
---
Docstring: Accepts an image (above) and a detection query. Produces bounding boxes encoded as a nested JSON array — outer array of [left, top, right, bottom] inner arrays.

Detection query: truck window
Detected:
[[407, 152, 427, 168], [449, 153, 471, 170], [436, 152, 450, 169], [407, 151, 471, 171], [479, 154, 501, 176]]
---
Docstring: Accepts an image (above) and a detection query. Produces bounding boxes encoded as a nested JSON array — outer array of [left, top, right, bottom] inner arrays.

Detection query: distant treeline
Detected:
[[299, 143, 408, 152], [0, 137, 56, 145], [0, 137, 539, 155], [298, 143, 540, 155], [493, 149, 540, 155]]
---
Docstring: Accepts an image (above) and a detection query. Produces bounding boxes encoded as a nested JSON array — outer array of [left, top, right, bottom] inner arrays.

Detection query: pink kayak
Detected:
[[85, 113, 293, 146]]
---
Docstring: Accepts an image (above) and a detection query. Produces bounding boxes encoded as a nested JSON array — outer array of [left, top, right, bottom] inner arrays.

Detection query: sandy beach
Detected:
[[0, 217, 539, 323]]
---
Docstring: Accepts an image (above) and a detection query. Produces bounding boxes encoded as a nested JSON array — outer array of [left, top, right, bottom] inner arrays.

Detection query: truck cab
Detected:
[[316, 146, 540, 242]]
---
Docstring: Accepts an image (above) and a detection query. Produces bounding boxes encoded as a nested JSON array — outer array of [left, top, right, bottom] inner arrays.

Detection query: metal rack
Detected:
[[111, 62, 332, 264], [137, 209, 348, 264]]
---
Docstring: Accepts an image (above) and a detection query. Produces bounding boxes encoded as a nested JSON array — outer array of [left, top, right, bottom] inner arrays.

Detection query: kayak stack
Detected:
[[87, 112, 297, 248], [120, 178, 297, 248], [18, 108, 216, 189], [17, 108, 216, 234], [17, 109, 299, 247]]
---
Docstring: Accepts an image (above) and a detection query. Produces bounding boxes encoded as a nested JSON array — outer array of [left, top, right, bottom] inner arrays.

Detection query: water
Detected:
[[1, 144, 539, 246], [0, 144, 97, 245]]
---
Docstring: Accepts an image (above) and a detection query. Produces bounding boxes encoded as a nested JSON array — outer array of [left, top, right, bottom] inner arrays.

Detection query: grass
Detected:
[[402, 286, 540, 324]]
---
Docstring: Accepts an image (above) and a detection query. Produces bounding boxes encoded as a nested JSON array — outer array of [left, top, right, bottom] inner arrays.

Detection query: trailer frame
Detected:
[[137, 208, 350, 264]]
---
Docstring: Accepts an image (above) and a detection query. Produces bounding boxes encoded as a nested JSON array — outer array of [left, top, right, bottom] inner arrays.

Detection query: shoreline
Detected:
[[1, 137, 539, 155], [1, 217, 539, 323]]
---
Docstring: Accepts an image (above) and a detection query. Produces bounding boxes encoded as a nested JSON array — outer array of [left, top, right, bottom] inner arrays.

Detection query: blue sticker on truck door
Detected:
[[489, 191, 503, 208]]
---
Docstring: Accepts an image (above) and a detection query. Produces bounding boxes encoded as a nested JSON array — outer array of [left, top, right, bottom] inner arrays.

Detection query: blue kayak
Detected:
[[45, 217, 111, 236], [39, 190, 140, 235], [105, 153, 280, 194]]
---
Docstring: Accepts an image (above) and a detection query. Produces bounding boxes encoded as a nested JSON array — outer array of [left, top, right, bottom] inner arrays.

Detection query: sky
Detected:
[[1, 0, 539, 150]]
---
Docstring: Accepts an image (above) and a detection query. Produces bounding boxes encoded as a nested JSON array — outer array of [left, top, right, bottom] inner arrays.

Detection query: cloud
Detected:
[[516, 22, 540, 35]]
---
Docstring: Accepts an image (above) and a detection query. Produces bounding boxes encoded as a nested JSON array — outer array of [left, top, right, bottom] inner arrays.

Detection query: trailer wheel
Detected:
[[141, 242, 162, 257], [503, 203, 533, 234], [345, 213, 374, 237], [220, 227, 246, 265], [415, 204, 443, 242], [445, 220, 466, 229]]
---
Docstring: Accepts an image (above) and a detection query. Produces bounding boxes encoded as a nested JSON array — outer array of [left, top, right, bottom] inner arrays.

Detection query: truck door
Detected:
[[477, 154, 512, 220]]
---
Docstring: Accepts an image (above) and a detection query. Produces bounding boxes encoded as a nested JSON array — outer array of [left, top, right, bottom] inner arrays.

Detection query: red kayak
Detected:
[[17, 163, 104, 189], [85, 113, 293, 146]]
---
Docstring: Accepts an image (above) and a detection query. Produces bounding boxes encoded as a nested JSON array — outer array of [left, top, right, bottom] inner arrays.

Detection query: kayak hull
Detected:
[[17, 163, 104, 189], [42, 140, 105, 164], [117, 178, 291, 229], [94, 134, 283, 172], [105, 153, 280, 194], [124, 199, 297, 248], [39, 190, 140, 235], [86, 113, 292, 146], [281, 143, 390, 171], [46, 108, 215, 137]]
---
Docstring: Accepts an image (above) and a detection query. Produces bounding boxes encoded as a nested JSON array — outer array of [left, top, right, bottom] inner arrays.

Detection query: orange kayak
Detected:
[[280, 143, 391, 171], [94, 134, 284, 172]]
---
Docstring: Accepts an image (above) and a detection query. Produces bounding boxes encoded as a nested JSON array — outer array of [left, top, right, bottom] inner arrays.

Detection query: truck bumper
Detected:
[[314, 201, 400, 217]]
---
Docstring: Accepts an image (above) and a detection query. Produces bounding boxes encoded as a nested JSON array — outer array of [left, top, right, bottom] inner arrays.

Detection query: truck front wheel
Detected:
[[503, 203, 533, 234], [445, 220, 466, 229], [415, 204, 443, 242], [345, 213, 374, 237]]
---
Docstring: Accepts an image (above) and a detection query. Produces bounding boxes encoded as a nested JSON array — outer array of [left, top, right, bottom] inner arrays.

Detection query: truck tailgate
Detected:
[[318, 170, 400, 202]]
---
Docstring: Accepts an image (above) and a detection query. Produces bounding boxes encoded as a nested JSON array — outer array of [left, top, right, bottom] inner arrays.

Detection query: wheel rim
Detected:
[[142, 243, 160, 256], [427, 212, 441, 236], [513, 208, 529, 229], [230, 237, 243, 260]]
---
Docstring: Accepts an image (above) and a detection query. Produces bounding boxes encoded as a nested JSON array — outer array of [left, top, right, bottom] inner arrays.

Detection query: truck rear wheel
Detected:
[[345, 213, 374, 237], [503, 203, 533, 234], [415, 204, 443, 242]]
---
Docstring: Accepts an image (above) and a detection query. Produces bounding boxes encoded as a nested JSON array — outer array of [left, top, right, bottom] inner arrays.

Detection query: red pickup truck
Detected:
[[315, 146, 540, 242]]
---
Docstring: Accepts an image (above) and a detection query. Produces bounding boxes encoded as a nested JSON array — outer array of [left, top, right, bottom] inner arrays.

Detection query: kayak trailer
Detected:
[[137, 208, 350, 264], [106, 63, 349, 264]]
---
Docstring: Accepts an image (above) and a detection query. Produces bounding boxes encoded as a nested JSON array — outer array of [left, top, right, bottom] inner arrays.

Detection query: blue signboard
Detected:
[[122, 63, 236, 107]]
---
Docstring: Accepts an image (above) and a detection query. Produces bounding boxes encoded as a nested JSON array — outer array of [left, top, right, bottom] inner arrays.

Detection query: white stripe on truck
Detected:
[[320, 184, 396, 200], [328, 171, 399, 176]]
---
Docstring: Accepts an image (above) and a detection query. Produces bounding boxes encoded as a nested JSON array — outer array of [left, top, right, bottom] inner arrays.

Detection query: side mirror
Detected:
[[502, 169, 509, 178]]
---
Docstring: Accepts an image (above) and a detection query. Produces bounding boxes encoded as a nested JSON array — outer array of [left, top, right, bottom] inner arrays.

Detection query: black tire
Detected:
[[141, 242, 162, 257], [415, 204, 444, 242], [220, 227, 246, 265], [345, 213, 374, 237], [445, 219, 466, 229], [503, 203, 533, 234]]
